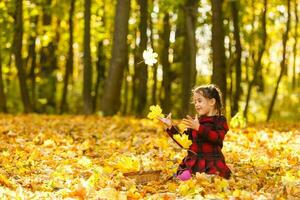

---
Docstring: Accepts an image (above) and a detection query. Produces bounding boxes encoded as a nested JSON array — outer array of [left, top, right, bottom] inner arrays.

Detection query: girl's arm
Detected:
[[159, 113, 189, 148]]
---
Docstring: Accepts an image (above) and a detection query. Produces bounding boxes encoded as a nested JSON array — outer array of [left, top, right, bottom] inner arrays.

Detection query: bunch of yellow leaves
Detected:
[[147, 105, 164, 120], [114, 155, 140, 173], [173, 134, 192, 149]]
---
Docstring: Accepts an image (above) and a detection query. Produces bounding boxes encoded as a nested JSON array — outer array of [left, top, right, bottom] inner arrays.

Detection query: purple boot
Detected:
[[177, 170, 192, 181]]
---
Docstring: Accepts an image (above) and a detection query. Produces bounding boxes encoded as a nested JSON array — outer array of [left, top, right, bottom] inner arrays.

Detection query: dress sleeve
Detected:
[[197, 120, 228, 146]]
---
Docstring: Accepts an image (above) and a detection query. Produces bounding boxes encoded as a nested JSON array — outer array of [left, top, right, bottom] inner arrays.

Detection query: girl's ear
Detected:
[[209, 98, 216, 106]]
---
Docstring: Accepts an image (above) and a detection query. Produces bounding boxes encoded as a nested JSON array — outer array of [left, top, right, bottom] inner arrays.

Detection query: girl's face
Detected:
[[193, 92, 216, 116]]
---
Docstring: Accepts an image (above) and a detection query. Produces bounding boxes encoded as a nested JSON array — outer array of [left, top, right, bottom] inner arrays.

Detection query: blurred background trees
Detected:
[[0, 0, 299, 122]]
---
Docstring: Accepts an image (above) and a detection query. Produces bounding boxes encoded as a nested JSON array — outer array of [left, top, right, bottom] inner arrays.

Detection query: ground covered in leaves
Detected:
[[0, 115, 299, 199]]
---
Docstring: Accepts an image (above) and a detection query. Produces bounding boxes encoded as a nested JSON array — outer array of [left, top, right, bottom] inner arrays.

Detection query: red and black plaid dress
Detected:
[[166, 115, 232, 179]]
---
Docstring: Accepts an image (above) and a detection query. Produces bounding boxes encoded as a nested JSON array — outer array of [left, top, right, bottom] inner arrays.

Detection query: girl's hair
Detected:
[[192, 84, 224, 115]]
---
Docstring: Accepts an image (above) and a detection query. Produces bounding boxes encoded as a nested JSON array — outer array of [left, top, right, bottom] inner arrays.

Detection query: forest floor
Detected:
[[0, 115, 299, 199]]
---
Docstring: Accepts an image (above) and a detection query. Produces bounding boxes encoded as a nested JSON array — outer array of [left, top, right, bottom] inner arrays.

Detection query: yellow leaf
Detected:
[[178, 180, 196, 196], [215, 178, 229, 191], [0, 173, 15, 189], [178, 184, 190, 196], [43, 139, 56, 147], [78, 156, 92, 168], [97, 188, 119, 200], [281, 172, 297, 186], [114, 155, 140, 173], [147, 105, 164, 120], [233, 189, 241, 196], [173, 134, 192, 148]]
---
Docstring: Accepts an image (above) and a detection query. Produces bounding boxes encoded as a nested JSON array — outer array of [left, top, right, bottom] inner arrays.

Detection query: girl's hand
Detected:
[[182, 114, 200, 130], [158, 113, 172, 129]]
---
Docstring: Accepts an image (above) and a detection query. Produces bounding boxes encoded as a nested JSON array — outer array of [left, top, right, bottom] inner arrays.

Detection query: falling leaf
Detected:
[[147, 105, 164, 120], [142, 48, 158, 66], [173, 134, 192, 148]]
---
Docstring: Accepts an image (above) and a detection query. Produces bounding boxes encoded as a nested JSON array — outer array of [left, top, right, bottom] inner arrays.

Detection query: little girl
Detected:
[[159, 84, 231, 180]]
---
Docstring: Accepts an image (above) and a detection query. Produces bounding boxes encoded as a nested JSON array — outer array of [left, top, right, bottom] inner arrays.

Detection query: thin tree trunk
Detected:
[[173, 8, 184, 117], [27, 16, 38, 112], [93, 41, 105, 112], [231, 0, 242, 116], [93, 2, 106, 112], [136, 0, 148, 115], [0, 33, 7, 113], [14, 0, 32, 113], [211, 0, 227, 110], [227, 28, 234, 115], [83, 0, 93, 114], [38, 0, 59, 113], [61, 0, 75, 114], [161, 13, 171, 113], [102, 0, 130, 115], [292, 0, 298, 89], [130, 28, 138, 114], [244, 0, 267, 119], [267, 0, 291, 121], [39, 0, 57, 113], [181, 0, 198, 117], [122, 48, 129, 115], [150, 8, 157, 106]]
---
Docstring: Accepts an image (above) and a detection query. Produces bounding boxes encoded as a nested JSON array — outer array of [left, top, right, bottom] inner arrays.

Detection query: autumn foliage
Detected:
[[0, 115, 299, 199]]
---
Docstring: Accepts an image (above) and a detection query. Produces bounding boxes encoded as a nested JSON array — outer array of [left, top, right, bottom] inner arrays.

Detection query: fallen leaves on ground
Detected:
[[0, 115, 299, 199]]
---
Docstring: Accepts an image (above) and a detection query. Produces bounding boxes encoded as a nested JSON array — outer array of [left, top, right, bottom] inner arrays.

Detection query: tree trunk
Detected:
[[93, 2, 106, 112], [14, 0, 32, 113], [150, 8, 158, 106], [211, 0, 227, 111], [60, 0, 75, 114], [267, 0, 291, 121], [244, 0, 267, 119], [230, 0, 242, 116], [102, 0, 131, 115], [130, 29, 138, 114], [227, 27, 234, 115], [39, 0, 58, 113], [135, 0, 148, 115], [292, 0, 298, 89], [172, 8, 184, 117], [0, 33, 7, 113], [83, 0, 93, 114], [121, 47, 129, 115], [27, 16, 38, 112], [93, 41, 106, 112], [181, 0, 198, 117], [161, 13, 171, 114]]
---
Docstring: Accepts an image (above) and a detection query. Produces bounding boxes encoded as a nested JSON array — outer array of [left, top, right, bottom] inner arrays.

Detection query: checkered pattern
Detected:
[[166, 115, 232, 179]]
